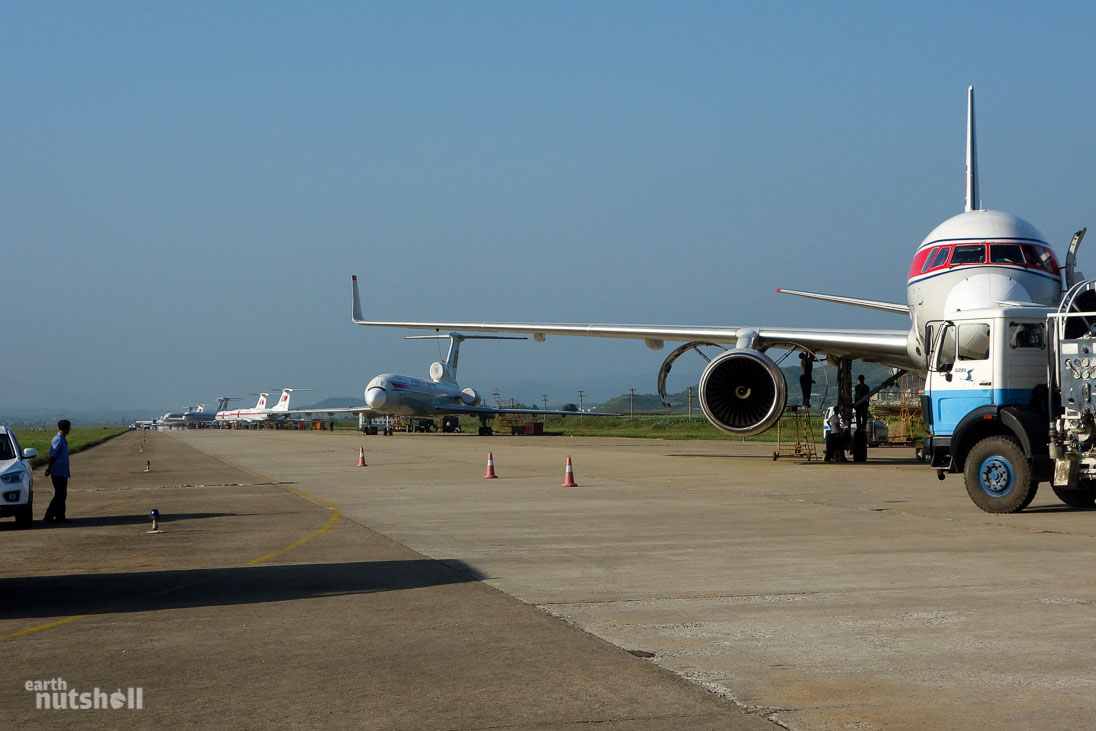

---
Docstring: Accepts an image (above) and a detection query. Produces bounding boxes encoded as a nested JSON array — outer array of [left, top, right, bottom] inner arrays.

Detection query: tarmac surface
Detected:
[[7, 428, 1096, 729], [1, 429, 774, 730]]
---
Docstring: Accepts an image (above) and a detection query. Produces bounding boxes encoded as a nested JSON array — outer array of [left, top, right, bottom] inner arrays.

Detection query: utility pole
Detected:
[[542, 394, 548, 412], [629, 388, 637, 420], [577, 390, 584, 416], [687, 386, 694, 421]]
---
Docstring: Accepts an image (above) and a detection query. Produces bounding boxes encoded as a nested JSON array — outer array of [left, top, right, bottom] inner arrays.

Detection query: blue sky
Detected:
[[5, 1, 1096, 412]]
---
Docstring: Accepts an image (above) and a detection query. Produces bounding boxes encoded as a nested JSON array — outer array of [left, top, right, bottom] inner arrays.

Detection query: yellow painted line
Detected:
[[0, 614, 95, 641], [0, 441, 342, 642]]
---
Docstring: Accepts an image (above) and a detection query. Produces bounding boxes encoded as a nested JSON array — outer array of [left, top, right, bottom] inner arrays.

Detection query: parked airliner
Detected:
[[345, 87, 1088, 443], [214, 389, 307, 424], [287, 333, 610, 434]]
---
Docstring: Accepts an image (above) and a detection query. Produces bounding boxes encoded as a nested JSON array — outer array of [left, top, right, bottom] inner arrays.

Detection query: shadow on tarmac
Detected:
[[669, 452, 925, 465], [0, 513, 244, 532], [0, 559, 486, 620]]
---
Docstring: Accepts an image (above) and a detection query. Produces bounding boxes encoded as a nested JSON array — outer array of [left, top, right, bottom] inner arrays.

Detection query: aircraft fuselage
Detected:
[[904, 209, 1063, 366], [365, 373, 470, 417]]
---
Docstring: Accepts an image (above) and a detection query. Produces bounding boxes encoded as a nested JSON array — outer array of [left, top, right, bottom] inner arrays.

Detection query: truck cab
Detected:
[[922, 305, 1054, 512]]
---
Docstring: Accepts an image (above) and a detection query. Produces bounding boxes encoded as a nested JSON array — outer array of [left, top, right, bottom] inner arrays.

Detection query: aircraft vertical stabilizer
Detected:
[[965, 85, 979, 212], [352, 275, 364, 322]]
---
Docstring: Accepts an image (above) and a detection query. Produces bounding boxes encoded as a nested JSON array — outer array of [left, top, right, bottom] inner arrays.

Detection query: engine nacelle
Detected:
[[698, 348, 787, 436], [460, 387, 481, 406], [429, 361, 454, 382]]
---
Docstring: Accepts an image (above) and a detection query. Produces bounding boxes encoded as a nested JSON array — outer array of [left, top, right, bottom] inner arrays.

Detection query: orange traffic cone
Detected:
[[483, 452, 498, 479], [357, 446, 367, 467], [561, 455, 577, 487]]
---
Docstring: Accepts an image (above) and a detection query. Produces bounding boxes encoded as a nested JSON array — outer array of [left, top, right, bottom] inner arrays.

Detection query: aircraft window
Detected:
[[950, 244, 986, 265], [937, 325, 956, 372], [990, 244, 1024, 264], [920, 247, 940, 273], [0, 436, 14, 461], [1024, 245, 1055, 272], [958, 322, 991, 360], [1009, 322, 1045, 349], [928, 246, 950, 269]]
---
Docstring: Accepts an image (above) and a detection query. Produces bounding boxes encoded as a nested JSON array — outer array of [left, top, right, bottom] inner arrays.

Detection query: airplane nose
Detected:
[[366, 380, 388, 410]]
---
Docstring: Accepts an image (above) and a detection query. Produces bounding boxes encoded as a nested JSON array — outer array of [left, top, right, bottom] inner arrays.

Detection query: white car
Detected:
[[0, 425, 37, 528]]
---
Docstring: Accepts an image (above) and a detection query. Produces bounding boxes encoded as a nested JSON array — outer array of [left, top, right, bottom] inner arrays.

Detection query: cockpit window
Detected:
[[931, 247, 950, 268], [1024, 244, 1056, 272], [920, 247, 940, 273], [928, 246, 950, 270], [990, 244, 1024, 264], [950, 244, 986, 265]]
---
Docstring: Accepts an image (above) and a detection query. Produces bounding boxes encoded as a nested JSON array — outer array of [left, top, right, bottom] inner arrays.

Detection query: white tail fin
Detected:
[[254, 393, 269, 409], [270, 388, 293, 412], [267, 388, 313, 412], [965, 85, 979, 212]]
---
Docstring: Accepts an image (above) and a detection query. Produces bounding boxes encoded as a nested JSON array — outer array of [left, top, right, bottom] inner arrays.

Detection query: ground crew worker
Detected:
[[825, 408, 843, 462], [854, 375, 870, 430], [799, 352, 816, 407]]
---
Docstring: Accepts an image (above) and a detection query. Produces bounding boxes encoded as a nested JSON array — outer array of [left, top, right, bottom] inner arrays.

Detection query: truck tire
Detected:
[[1051, 483, 1096, 508], [964, 436, 1038, 513]]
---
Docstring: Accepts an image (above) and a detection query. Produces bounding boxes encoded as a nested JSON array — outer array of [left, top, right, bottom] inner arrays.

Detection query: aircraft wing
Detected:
[[351, 277, 915, 370], [282, 406, 376, 417], [429, 403, 616, 417]]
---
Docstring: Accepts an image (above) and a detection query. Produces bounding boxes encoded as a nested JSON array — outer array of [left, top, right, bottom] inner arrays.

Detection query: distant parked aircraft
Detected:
[[214, 389, 310, 424], [288, 332, 609, 435]]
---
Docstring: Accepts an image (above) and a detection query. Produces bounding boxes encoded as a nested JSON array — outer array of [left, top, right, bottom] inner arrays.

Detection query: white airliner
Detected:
[[214, 389, 306, 424], [287, 332, 610, 434], [346, 87, 1087, 440]]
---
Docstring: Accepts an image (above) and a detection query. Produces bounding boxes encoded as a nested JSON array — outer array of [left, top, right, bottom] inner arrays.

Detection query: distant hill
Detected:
[[0, 406, 154, 426], [299, 397, 365, 410]]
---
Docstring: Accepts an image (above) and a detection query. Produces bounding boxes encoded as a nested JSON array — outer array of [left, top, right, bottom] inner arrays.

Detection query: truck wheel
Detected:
[[1051, 483, 1096, 508], [964, 437, 1037, 513]]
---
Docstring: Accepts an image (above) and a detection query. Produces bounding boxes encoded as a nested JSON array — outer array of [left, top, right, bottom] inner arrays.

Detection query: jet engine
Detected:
[[460, 387, 481, 406], [429, 361, 454, 382], [698, 349, 787, 436]]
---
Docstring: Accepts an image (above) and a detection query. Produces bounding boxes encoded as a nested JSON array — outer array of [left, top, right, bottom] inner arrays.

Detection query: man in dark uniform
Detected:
[[854, 374, 870, 430], [799, 352, 816, 407]]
